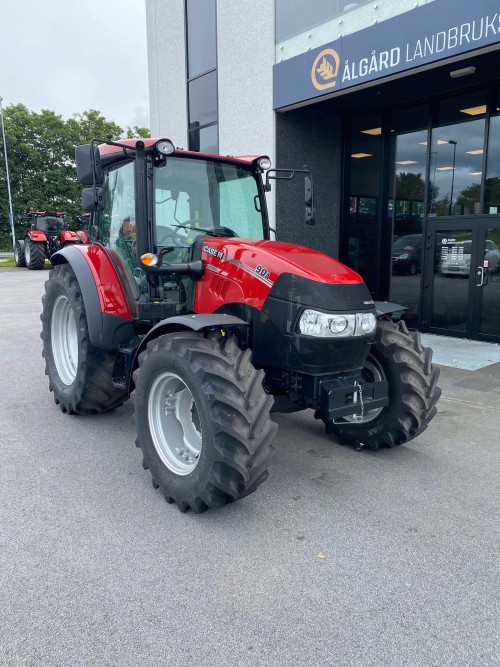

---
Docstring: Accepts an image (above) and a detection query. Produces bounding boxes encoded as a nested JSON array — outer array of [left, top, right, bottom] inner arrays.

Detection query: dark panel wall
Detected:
[[275, 107, 342, 258]]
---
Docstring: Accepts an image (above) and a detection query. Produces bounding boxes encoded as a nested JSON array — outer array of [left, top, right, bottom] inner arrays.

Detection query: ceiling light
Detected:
[[450, 66, 476, 78], [466, 149, 484, 155], [436, 166, 456, 171], [460, 105, 487, 116], [351, 153, 373, 158], [469, 172, 482, 176], [437, 139, 451, 145], [361, 127, 382, 135], [395, 160, 418, 165]]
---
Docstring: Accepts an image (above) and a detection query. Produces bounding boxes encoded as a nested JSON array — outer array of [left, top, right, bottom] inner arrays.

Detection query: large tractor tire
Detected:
[[40, 264, 127, 414], [14, 240, 26, 267], [134, 333, 276, 513], [323, 319, 441, 451], [25, 238, 46, 270]]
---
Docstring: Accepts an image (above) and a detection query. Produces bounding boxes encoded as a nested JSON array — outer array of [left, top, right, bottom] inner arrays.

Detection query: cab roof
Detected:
[[98, 138, 263, 167]]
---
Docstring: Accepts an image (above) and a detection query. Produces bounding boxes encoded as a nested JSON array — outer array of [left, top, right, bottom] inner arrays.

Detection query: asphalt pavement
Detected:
[[0, 267, 499, 667]]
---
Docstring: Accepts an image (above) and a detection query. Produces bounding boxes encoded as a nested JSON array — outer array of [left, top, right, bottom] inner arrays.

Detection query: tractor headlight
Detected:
[[155, 139, 175, 155], [257, 156, 272, 171], [298, 309, 376, 338]]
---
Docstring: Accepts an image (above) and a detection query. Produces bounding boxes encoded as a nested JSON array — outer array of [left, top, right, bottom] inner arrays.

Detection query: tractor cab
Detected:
[[75, 139, 303, 322], [30, 211, 67, 234]]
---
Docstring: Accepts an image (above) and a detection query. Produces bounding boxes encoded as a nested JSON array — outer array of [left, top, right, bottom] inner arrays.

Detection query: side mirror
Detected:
[[82, 187, 104, 212], [305, 173, 315, 225], [75, 144, 103, 186]]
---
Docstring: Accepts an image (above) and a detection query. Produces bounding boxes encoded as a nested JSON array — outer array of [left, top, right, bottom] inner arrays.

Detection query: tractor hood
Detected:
[[200, 239, 362, 286], [195, 237, 373, 316]]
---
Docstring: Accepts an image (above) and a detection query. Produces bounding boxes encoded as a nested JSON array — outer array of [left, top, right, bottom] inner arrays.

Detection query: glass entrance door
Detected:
[[425, 221, 500, 341]]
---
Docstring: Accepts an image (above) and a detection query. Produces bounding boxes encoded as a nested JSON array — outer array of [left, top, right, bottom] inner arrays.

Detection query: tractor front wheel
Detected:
[[25, 239, 46, 270], [40, 264, 127, 414], [14, 240, 26, 267], [324, 319, 441, 450], [134, 333, 276, 513]]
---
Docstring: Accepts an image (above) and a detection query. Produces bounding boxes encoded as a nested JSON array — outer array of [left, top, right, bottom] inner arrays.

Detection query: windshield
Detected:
[[393, 236, 421, 251], [154, 157, 266, 254]]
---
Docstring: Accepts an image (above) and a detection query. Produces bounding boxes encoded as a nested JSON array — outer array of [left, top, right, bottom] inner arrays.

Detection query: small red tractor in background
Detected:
[[14, 210, 89, 270]]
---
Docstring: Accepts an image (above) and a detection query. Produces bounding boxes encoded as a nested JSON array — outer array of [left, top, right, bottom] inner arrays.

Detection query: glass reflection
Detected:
[[347, 115, 382, 295], [389, 129, 426, 324], [431, 230, 473, 332], [484, 115, 500, 214], [479, 229, 500, 336], [428, 118, 485, 216]]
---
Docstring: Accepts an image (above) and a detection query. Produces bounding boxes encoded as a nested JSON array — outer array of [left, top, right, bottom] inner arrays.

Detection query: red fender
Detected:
[[76, 230, 90, 244], [26, 230, 47, 243], [60, 230, 79, 244]]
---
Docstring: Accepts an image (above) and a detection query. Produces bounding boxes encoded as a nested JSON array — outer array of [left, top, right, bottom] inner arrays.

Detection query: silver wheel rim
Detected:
[[25, 242, 31, 264], [148, 372, 202, 475], [340, 355, 385, 424], [51, 294, 78, 385], [14, 245, 18, 262]]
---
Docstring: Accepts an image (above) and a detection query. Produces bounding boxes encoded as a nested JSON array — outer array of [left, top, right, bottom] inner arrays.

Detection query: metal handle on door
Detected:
[[477, 266, 485, 287]]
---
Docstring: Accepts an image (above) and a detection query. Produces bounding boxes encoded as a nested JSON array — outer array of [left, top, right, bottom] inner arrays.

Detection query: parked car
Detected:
[[440, 240, 500, 276], [392, 234, 422, 275]]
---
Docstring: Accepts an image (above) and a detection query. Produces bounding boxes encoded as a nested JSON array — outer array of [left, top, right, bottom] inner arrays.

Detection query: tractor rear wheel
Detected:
[[14, 240, 26, 267], [134, 333, 276, 513], [323, 319, 441, 451], [25, 239, 46, 270], [40, 264, 127, 414]]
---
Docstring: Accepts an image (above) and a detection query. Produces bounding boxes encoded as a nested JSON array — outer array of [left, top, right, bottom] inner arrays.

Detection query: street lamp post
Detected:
[[448, 139, 457, 216], [0, 96, 15, 249]]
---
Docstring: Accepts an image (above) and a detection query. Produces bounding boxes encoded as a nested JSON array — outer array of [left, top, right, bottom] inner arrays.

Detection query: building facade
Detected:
[[146, 0, 500, 342]]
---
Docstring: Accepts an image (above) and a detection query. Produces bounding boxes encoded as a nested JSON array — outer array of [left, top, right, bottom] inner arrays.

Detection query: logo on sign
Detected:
[[311, 48, 340, 90]]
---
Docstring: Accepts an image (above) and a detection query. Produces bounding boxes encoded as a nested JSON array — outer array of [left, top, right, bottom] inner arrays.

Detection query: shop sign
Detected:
[[274, 0, 500, 109]]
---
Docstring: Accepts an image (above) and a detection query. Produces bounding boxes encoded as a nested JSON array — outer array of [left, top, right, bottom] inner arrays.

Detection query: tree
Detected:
[[0, 104, 149, 250]]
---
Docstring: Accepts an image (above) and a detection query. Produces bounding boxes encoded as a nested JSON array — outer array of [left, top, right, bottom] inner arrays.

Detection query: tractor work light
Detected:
[[155, 139, 175, 155], [257, 156, 272, 171], [298, 309, 376, 338], [141, 253, 159, 266]]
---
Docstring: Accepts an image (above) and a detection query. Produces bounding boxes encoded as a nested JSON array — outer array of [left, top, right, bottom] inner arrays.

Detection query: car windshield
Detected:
[[154, 157, 266, 249], [393, 236, 420, 250]]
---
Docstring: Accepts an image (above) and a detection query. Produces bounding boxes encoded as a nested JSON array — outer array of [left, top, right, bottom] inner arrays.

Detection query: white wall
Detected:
[[216, 0, 276, 225], [146, 0, 276, 226], [146, 0, 188, 146]]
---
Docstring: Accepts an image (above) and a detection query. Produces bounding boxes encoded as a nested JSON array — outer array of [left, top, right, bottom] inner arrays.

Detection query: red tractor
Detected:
[[14, 210, 89, 270], [40, 138, 441, 513]]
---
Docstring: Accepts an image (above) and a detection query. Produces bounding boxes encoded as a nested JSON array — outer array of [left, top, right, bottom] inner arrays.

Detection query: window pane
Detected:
[[389, 129, 427, 324], [154, 158, 265, 259], [346, 115, 382, 294], [201, 124, 219, 154], [100, 161, 140, 276], [186, 0, 216, 78], [484, 115, 500, 214], [439, 90, 487, 126], [428, 118, 485, 216], [188, 71, 217, 129], [188, 124, 218, 153]]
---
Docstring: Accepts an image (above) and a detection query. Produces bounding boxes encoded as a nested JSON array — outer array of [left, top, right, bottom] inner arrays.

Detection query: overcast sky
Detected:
[[1, 0, 149, 131]]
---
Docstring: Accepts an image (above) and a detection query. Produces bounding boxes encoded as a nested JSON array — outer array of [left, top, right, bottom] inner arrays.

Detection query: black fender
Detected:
[[113, 313, 249, 395], [51, 246, 136, 351], [374, 301, 407, 318]]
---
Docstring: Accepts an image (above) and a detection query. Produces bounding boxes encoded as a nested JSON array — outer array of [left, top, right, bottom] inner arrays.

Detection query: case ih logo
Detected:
[[203, 245, 225, 260], [311, 48, 340, 90]]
